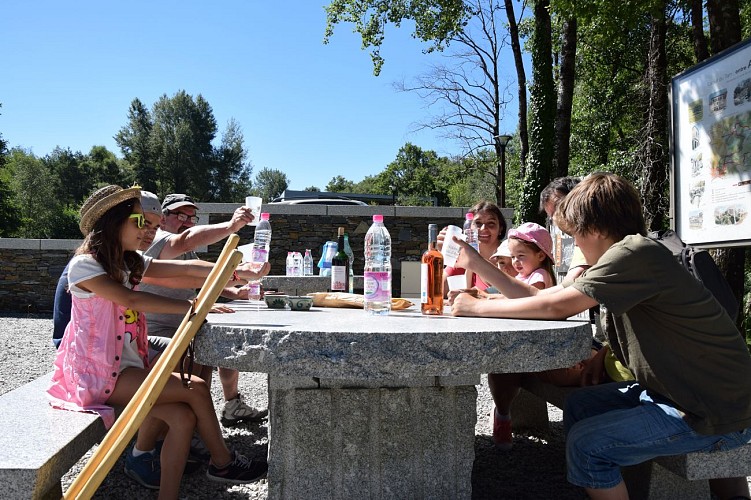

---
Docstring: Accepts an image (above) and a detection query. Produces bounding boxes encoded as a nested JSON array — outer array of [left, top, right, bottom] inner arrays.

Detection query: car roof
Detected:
[[268, 198, 368, 206]]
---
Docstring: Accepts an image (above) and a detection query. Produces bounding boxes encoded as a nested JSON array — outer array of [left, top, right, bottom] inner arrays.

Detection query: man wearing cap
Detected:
[[139, 194, 268, 426]]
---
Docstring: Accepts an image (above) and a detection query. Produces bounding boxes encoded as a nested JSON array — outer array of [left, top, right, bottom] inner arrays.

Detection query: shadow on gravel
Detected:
[[472, 422, 587, 500]]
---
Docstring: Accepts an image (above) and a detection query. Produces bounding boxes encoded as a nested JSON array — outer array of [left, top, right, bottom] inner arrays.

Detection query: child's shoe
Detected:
[[492, 407, 513, 450], [124, 446, 161, 489], [206, 450, 268, 484]]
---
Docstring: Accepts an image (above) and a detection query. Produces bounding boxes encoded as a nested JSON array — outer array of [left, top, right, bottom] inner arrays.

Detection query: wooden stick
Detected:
[[63, 234, 242, 499]]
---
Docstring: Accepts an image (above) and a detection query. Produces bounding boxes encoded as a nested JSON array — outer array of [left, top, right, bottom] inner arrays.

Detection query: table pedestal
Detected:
[[267, 375, 479, 499]]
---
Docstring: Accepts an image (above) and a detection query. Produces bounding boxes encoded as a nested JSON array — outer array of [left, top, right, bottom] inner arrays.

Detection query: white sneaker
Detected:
[[220, 393, 268, 426]]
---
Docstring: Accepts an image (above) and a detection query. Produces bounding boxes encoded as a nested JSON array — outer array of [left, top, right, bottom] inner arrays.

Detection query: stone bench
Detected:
[[511, 377, 751, 499], [0, 372, 106, 500]]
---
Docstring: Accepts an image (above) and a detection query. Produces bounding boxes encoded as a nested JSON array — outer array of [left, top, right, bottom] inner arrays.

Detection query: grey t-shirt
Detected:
[[568, 234, 751, 435], [139, 229, 198, 338]]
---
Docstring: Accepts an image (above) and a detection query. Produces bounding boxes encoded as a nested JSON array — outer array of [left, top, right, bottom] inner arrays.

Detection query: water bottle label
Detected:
[[364, 271, 391, 301], [247, 281, 261, 301], [251, 246, 268, 263]]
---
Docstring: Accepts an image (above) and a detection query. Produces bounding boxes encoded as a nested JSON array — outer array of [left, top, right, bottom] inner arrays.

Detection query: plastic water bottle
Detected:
[[363, 214, 392, 315], [303, 249, 314, 276], [292, 251, 303, 277], [463, 212, 479, 252], [250, 212, 272, 272], [285, 251, 293, 276]]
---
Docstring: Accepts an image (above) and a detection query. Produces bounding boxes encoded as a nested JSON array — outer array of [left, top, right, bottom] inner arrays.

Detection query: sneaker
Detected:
[[220, 394, 268, 426], [492, 408, 513, 450], [124, 446, 161, 490], [206, 450, 268, 484]]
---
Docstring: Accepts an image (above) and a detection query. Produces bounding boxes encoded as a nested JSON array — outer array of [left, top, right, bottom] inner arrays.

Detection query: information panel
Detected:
[[672, 38, 751, 247]]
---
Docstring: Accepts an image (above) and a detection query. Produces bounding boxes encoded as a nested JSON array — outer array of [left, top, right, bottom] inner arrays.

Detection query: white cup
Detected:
[[446, 274, 467, 292], [441, 225, 465, 267], [245, 196, 262, 226], [238, 243, 254, 263]]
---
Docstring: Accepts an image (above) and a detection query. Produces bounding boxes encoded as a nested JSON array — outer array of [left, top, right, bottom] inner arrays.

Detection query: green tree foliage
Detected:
[[324, 0, 470, 76], [213, 118, 253, 201], [326, 175, 356, 192], [114, 98, 155, 191], [304, 185, 322, 192], [0, 123, 21, 236], [252, 167, 289, 201]]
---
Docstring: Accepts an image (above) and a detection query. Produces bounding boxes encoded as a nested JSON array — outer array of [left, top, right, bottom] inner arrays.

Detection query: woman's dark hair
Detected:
[[76, 198, 145, 286], [470, 200, 508, 241], [539, 176, 581, 214]]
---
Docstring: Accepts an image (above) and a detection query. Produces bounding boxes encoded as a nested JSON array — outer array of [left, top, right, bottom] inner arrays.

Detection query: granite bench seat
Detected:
[[511, 377, 751, 499], [0, 372, 106, 500]]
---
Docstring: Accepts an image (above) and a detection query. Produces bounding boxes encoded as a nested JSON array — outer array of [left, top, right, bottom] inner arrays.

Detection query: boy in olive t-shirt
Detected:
[[451, 173, 751, 499]]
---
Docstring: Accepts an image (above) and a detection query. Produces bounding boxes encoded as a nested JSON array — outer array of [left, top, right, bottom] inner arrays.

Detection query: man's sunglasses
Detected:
[[168, 211, 199, 224], [129, 213, 145, 229]]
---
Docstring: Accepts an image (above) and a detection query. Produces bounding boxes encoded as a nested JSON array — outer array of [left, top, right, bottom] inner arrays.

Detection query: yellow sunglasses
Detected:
[[128, 213, 145, 229]]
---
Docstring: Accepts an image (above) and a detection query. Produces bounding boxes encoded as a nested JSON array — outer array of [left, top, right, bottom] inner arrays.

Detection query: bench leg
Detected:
[[623, 461, 710, 499], [510, 389, 550, 430]]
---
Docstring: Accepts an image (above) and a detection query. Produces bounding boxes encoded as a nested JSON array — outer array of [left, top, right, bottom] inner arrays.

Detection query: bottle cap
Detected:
[[260, 212, 270, 220], [465, 212, 474, 220], [373, 214, 384, 223]]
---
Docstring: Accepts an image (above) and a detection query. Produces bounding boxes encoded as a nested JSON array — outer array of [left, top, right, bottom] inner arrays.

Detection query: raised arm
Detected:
[[158, 207, 254, 259]]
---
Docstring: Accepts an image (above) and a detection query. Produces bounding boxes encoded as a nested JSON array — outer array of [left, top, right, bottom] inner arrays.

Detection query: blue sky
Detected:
[[2, 1, 521, 190]]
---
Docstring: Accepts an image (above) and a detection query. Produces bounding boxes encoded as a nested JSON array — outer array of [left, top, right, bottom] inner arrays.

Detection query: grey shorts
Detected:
[[147, 335, 170, 363]]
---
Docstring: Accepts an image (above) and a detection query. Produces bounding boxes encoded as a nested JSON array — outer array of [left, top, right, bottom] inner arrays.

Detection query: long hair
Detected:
[[470, 200, 508, 241], [76, 198, 145, 286]]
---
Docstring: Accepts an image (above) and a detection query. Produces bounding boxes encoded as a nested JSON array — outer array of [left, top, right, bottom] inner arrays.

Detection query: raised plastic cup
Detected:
[[245, 196, 262, 226], [441, 225, 465, 267]]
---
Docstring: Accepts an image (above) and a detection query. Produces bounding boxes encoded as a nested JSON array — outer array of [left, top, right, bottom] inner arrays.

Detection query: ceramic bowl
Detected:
[[287, 295, 313, 311], [264, 293, 289, 309]]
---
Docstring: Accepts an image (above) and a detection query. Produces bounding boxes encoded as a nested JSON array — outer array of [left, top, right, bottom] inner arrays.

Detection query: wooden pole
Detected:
[[63, 234, 242, 499]]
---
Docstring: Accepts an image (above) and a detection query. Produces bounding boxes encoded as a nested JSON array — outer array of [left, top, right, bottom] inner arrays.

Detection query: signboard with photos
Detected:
[[672, 37, 751, 247]]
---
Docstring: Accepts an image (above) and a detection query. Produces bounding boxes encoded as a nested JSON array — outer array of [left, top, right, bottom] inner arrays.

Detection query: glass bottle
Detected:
[[331, 227, 350, 292], [421, 223, 444, 315]]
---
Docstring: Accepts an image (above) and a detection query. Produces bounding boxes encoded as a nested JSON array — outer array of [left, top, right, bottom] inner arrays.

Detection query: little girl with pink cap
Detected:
[[506, 222, 555, 290]]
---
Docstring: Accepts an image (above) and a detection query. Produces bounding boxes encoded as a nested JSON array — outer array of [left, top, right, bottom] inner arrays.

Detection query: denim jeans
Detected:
[[564, 381, 751, 489]]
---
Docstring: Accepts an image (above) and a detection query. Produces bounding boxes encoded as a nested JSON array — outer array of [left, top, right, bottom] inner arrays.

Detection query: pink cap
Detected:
[[260, 212, 270, 220], [465, 212, 474, 221], [373, 214, 384, 223], [508, 222, 553, 261]]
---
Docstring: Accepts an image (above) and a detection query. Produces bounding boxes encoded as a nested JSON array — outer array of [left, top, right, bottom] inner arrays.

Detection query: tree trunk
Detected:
[[504, 0, 528, 177], [707, 0, 742, 57], [554, 17, 577, 179], [706, 0, 745, 332], [639, 2, 669, 231], [519, 0, 555, 225], [690, 0, 709, 62]]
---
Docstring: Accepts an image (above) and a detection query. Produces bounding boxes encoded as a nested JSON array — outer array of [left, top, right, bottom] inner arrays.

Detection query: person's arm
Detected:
[[76, 275, 192, 314], [451, 285, 597, 320], [143, 258, 269, 282], [159, 207, 254, 259]]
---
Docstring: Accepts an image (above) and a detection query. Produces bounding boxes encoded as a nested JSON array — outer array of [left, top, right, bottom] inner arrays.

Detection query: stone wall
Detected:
[[0, 204, 513, 313]]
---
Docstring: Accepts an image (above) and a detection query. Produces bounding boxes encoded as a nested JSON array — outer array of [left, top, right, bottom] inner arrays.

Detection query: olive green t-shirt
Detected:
[[569, 234, 751, 435]]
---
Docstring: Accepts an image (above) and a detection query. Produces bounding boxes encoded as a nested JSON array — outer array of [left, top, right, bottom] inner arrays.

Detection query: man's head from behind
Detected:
[[161, 194, 199, 234], [554, 172, 647, 242]]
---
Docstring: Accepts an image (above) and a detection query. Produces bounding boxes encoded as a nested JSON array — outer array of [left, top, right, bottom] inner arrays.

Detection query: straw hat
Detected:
[[79, 185, 142, 236]]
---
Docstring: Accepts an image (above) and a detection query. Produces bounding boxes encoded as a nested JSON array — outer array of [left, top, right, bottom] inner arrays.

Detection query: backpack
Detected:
[[648, 230, 739, 321]]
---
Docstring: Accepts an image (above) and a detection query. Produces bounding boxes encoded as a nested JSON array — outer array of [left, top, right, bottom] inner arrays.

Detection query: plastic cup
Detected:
[[441, 225, 465, 267], [245, 196, 262, 226], [446, 274, 467, 291]]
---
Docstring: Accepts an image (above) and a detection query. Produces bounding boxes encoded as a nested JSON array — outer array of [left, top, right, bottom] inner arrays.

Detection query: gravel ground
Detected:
[[1, 313, 587, 499]]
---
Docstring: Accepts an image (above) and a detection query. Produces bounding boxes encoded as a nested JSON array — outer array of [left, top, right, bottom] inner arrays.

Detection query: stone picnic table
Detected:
[[194, 300, 591, 499]]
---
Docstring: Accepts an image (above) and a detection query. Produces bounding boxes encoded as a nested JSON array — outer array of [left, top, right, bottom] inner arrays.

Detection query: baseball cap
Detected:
[[140, 191, 162, 216], [508, 222, 553, 261], [491, 239, 512, 259], [162, 193, 199, 212]]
